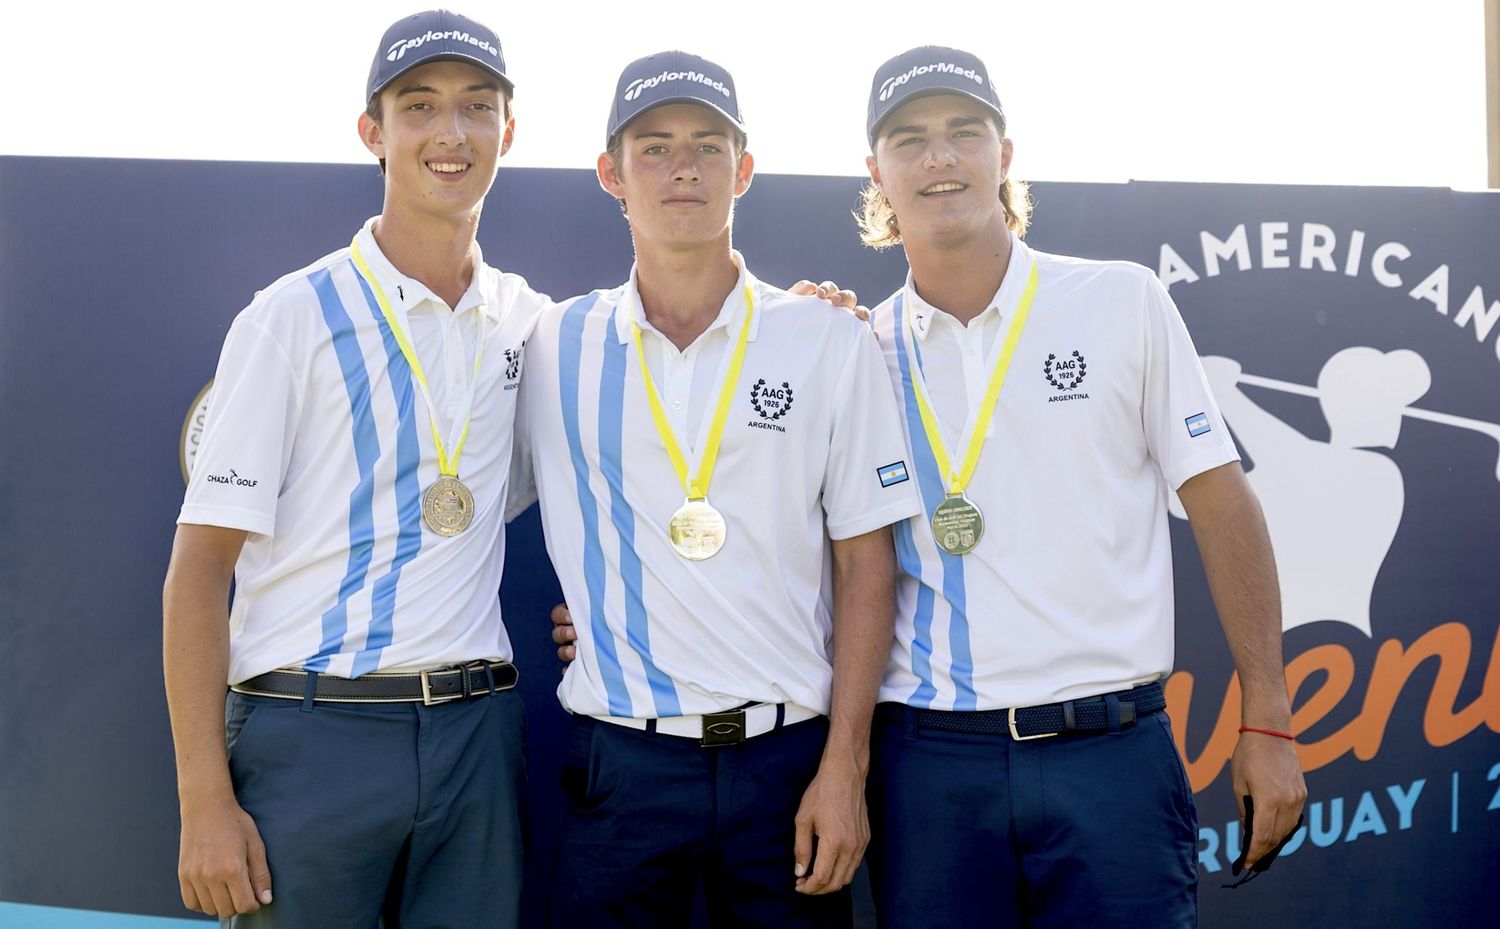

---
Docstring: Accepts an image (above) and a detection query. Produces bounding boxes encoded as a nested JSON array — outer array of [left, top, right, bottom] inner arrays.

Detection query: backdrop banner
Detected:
[[1, 156, 1495, 927]]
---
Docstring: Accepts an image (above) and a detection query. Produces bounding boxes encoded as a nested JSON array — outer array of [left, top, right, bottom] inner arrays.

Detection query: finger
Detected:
[[854, 305, 871, 321], [180, 879, 203, 914], [227, 869, 261, 915], [793, 816, 813, 880], [556, 644, 576, 662], [804, 832, 842, 894], [551, 622, 577, 645], [789, 280, 818, 296], [207, 882, 237, 918], [829, 289, 859, 308], [248, 837, 274, 906], [835, 838, 865, 889], [819, 280, 838, 295], [1243, 802, 1279, 869], [550, 603, 572, 626]]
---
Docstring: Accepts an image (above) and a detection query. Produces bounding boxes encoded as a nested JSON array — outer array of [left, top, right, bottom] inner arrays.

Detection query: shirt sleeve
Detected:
[[505, 378, 539, 522], [178, 316, 300, 536], [1138, 271, 1240, 490], [821, 321, 925, 540]]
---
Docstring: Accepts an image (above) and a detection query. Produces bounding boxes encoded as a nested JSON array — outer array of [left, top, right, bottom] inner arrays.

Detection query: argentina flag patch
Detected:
[[1185, 412, 1212, 437], [877, 461, 910, 487]]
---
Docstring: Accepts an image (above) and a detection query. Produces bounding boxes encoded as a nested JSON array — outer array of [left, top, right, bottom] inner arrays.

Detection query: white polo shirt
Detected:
[[871, 233, 1239, 711], [512, 255, 921, 718], [180, 218, 548, 684]]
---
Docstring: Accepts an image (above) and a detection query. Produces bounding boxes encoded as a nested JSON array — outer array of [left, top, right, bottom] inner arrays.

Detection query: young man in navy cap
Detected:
[[855, 46, 1307, 927], [510, 51, 920, 927], [163, 10, 547, 927]]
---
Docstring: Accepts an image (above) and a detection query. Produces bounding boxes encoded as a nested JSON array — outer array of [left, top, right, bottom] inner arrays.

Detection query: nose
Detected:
[[923, 139, 956, 169], [434, 107, 468, 146], [669, 147, 701, 183]]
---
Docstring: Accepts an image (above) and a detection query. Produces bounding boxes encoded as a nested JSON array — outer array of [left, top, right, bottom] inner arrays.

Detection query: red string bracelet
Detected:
[[1238, 726, 1295, 741]]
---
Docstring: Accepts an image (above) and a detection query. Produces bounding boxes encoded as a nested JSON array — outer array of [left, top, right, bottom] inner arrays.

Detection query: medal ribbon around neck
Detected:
[[627, 282, 755, 502], [904, 261, 1039, 497], [349, 237, 489, 481]]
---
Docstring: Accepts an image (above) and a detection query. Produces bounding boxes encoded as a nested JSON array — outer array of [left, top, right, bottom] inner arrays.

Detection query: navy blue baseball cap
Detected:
[[606, 51, 744, 146], [367, 10, 512, 103], [866, 46, 1004, 145]]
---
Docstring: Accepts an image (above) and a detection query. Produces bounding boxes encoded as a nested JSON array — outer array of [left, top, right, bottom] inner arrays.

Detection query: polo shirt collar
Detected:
[[612, 249, 763, 345], [354, 217, 501, 322], [905, 231, 1033, 342]]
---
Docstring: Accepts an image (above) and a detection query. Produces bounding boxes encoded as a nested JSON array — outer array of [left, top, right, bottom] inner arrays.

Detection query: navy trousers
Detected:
[[866, 703, 1198, 929], [551, 714, 851, 929], [223, 688, 527, 929]]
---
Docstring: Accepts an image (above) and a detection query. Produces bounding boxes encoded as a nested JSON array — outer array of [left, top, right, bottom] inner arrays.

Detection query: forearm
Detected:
[[1179, 464, 1292, 727], [823, 526, 897, 772], [163, 526, 243, 809]]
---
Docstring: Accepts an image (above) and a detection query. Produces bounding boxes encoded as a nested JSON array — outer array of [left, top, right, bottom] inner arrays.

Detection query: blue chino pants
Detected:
[[866, 703, 1198, 929], [222, 687, 527, 929], [550, 714, 851, 929]]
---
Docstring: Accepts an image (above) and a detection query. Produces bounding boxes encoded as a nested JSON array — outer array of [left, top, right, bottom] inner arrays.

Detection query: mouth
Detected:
[[920, 181, 968, 196], [426, 159, 472, 179], [661, 196, 708, 208]]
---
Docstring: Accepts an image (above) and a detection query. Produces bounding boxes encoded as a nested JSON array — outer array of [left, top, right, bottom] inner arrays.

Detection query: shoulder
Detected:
[[752, 278, 872, 345], [234, 246, 353, 332], [527, 286, 623, 347]]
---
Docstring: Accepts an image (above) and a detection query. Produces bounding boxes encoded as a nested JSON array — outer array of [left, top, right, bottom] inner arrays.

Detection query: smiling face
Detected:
[[867, 93, 1013, 251], [597, 103, 753, 253], [358, 59, 514, 223]]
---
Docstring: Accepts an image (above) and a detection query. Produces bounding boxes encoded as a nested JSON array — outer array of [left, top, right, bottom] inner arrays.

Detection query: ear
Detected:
[[598, 150, 625, 199], [865, 153, 883, 190], [733, 151, 755, 197], [999, 137, 1014, 182], [499, 113, 515, 158], [358, 111, 385, 162]]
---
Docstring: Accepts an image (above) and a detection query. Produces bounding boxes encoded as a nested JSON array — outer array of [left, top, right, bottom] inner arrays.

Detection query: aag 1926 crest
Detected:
[[748, 378, 794, 433]]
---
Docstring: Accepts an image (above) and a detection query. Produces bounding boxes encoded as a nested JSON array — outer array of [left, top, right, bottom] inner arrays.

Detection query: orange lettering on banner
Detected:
[[1167, 623, 1500, 792]]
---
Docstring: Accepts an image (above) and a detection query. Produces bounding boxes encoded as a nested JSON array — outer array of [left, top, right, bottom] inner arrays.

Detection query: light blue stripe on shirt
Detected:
[[307, 266, 380, 671], [598, 305, 681, 716], [559, 295, 633, 716]]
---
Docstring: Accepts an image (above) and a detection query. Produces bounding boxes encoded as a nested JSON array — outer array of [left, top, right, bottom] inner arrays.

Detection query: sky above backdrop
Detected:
[[1, 0, 1489, 189]]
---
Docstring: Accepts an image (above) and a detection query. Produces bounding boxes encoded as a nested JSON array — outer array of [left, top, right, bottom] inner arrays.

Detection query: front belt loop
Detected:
[[1062, 700, 1077, 732], [1104, 693, 1121, 732], [482, 661, 497, 697], [300, 670, 319, 713]]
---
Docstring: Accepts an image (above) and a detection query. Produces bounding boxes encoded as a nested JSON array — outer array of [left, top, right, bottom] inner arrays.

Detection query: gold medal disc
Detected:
[[668, 498, 727, 560], [931, 493, 984, 555], [422, 476, 475, 536]]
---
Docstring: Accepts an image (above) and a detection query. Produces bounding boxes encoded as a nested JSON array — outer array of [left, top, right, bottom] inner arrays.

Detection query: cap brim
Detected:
[[609, 96, 745, 146], [369, 51, 515, 101], [869, 86, 1002, 145]]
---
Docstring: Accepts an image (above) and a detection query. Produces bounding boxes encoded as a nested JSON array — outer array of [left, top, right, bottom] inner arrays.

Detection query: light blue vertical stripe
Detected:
[[349, 266, 424, 676], [893, 294, 977, 710], [598, 306, 681, 716], [559, 296, 633, 716], [307, 267, 380, 671], [0, 902, 206, 928]]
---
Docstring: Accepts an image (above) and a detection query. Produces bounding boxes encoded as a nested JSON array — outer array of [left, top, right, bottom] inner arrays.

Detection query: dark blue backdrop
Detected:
[[1, 156, 1496, 927]]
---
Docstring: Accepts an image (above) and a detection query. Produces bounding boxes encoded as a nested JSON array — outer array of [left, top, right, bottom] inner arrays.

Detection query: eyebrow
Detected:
[[631, 129, 731, 142], [887, 115, 990, 137], [393, 81, 502, 98]]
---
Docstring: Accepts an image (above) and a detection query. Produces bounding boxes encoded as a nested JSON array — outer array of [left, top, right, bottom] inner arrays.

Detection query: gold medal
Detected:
[[422, 476, 475, 536], [668, 498, 727, 561], [931, 493, 984, 555]]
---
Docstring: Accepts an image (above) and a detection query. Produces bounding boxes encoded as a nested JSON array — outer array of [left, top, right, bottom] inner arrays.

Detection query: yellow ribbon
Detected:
[[350, 237, 487, 479], [904, 262, 1038, 495], [627, 283, 755, 501]]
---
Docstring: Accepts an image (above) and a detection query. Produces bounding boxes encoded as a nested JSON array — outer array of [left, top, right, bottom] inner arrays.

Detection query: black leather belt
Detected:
[[231, 661, 518, 705], [886, 681, 1166, 740]]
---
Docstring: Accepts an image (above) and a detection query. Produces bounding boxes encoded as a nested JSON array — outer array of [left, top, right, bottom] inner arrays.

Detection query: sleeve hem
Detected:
[[177, 505, 275, 537], [826, 497, 924, 541], [1165, 445, 1241, 491]]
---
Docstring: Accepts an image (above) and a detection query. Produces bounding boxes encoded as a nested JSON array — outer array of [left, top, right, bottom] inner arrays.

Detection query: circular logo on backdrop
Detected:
[[179, 380, 213, 485]]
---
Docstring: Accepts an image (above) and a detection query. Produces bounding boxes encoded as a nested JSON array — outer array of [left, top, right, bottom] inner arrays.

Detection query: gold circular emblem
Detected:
[[931, 494, 984, 556], [422, 476, 476, 536], [180, 380, 214, 485], [668, 498, 727, 560]]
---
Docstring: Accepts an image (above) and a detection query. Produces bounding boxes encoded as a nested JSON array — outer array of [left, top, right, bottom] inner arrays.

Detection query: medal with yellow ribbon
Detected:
[[350, 237, 490, 537], [904, 262, 1038, 555], [628, 282, 755, 561]]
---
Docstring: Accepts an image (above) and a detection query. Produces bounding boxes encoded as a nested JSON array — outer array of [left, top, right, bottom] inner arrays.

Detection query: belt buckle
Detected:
[[1008, 706, 1057, 741], [420, 668, 463, 706], [700, 709, 747, 747]]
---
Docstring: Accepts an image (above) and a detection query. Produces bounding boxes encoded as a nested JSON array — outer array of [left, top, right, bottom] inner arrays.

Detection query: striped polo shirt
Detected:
[[870, 234, 1240, 711], [179, 218, 549, 683], [512, 255, 921, 718]]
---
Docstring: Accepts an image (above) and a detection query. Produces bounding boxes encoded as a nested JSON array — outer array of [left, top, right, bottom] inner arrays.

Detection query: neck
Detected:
[[905, 221, 1013, 326], [371, 204, 482, 310], [633, 234, 740, 352]]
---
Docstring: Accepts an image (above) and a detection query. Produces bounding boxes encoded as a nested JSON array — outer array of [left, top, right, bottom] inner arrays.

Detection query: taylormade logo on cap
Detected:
[[624, 69, 732, 102], [386, 29, 499, 62], [878, 61, 985, 102]]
